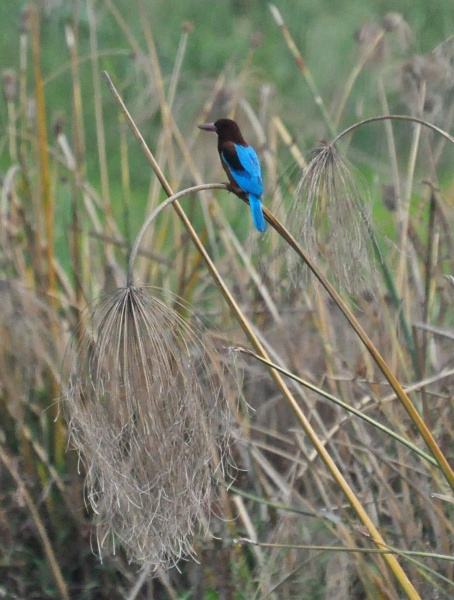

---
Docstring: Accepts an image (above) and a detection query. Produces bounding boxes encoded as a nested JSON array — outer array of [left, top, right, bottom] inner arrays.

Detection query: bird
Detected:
[[198, 118, 266, 232]]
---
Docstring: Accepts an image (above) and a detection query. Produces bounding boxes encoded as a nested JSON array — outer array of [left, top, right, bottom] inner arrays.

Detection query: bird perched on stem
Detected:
[[198, 118, 266, 232]]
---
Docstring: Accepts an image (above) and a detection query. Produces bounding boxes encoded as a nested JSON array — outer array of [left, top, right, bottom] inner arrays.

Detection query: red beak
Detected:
[[198, 122, 216, 132]]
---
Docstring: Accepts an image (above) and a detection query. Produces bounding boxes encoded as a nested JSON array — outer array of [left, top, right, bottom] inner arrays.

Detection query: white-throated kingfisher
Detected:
[[198, 118, 266, 232]]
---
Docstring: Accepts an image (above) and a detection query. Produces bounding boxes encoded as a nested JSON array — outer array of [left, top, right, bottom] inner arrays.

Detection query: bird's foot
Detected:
[[225, 183, 247, 201]]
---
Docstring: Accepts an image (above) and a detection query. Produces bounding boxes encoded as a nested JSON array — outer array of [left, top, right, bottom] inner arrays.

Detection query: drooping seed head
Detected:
[[63, 285, 234, 568]]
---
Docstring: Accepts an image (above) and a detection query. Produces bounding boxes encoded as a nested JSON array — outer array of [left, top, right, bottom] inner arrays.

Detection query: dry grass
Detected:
[[1, 2, 454, 599], [64, 286, 234, 568], [287, 142, 376, 293]]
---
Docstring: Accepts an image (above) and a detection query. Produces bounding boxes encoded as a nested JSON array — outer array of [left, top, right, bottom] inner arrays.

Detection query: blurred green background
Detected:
[[1, 0, 453, 175], [2, 0, 453, 248]]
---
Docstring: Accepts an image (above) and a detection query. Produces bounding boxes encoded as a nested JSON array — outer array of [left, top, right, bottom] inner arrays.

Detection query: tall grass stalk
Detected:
[[87, 0, 114, 231], [30, 1, 66, 467], [65, 21, 86, 317]]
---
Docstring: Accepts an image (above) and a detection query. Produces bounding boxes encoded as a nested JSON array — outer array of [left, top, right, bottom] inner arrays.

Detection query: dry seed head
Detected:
[[354, 22, 387, 65], [19, 6, 31, 34], [422, 92, 443, 121], [288, 142, 376, 293], [382, 12, 404, 32], [355, 14, 412, 65], [355, 22, 381, 45], [0, 280, 63, 416], [52, 113, 65, 138], [2, 70, 17, 102], [382, 12, 413, 50], [250, 31, 262, 49], [401, 52, 454, 118], [403, 54, 454, 92], [63, 285, 234, 568], [212, 84, 239, 116], [382, 183, 397, 212], [182, 21, 194, 34]]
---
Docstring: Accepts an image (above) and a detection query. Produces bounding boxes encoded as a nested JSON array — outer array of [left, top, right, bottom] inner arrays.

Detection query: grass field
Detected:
[[1, 1, 454, 598]]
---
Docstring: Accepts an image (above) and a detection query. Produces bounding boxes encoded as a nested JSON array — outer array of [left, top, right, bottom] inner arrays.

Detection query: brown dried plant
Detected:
[[0, 279, 62, 412], [288, 142, 376, 293], [63, 285, 233, 568]]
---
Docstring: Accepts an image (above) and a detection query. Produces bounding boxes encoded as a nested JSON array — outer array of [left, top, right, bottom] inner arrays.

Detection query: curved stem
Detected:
[[332, 114, 454, 147], [127, 183, 227, 285]]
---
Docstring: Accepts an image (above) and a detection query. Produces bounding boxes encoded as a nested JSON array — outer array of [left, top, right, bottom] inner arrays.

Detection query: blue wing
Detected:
[[221, 144, 263, 197]]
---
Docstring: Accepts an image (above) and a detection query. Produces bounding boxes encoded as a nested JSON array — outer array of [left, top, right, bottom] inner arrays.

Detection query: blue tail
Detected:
[[249, 194, 266, 232]]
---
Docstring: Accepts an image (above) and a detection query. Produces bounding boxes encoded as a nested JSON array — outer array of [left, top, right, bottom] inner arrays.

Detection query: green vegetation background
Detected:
[[1, 0, 453, 262], [1, 0, 453, 187]]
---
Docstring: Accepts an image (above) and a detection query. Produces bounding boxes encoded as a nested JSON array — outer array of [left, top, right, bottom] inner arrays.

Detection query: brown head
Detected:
[[198, 118, 247, 145]]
